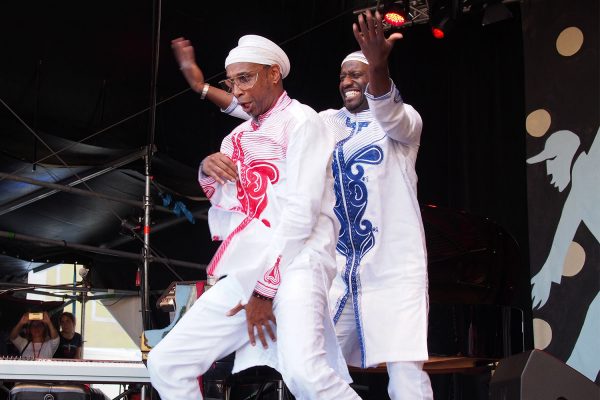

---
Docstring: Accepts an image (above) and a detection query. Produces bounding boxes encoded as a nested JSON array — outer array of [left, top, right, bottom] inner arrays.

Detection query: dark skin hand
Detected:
[[201, 152, 238, 184], [227, 295, 277, 349], [353, 9, 403, 97]]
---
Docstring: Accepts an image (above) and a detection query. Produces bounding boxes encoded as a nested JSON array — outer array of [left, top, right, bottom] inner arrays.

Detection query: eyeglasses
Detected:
[[218, 68, 265, 93]]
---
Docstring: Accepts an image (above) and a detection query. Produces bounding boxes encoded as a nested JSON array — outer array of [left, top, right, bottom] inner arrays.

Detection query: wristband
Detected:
[[200, 83, 210, 100], [252, 291, 273, 302]]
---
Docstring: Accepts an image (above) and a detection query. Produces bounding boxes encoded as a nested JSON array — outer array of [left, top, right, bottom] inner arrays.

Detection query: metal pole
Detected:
[[140, 0, 163, 332], [0, 281, 143, 295], [0, 230, 207, 270], [142, 155, 152, 329], [72, 264, 77, 317], [0, 148, 149, 217], [80, 288, 87, 357], [0, 172, 174, 214]]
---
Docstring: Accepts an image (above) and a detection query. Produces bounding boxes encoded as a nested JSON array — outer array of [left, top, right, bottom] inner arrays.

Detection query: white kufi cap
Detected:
[[341, 51, 369, 66], [225, 35, 290, 79]]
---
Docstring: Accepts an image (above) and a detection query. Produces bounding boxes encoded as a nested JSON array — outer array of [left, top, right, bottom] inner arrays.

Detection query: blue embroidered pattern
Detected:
[[332, 117, 382, 367]]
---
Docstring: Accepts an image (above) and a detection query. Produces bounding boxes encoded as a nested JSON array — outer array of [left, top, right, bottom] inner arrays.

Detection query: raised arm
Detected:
[[42, 311, 59, 339], [9, 313, 29, 341], [352, 10, 422, 145], [171, 37, 234, 109], [352, 9, 402, 97]]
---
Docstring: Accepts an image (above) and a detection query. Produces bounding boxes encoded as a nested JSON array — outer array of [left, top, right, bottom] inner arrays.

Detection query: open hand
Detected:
[[353, 9, 403, 67], [171, 37, 206, 92], [227, 296, 276, 348]]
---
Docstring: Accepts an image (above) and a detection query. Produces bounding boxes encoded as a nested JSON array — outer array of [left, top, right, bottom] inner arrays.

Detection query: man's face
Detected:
[[225, 62, 274, 118], [339, 61, 369, 113]]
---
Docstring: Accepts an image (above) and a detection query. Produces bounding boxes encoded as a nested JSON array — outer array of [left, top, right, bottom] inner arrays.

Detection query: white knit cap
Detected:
[[341, 51, 369, 66], [225, 35, 290, 79]]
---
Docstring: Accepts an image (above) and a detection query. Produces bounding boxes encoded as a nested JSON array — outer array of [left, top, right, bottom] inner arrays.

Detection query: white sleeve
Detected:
[[253, 112, 334, 298], [365, 80, 422, 146], [11, 335, 27, 352]]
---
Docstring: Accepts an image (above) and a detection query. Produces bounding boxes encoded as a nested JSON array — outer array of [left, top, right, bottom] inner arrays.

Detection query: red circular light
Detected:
[[432, 27, 445, 39], [384, 12, 405, 27]]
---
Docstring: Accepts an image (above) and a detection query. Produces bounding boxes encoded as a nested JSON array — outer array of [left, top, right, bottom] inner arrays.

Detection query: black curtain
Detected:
[[392, 5, 532, 345]]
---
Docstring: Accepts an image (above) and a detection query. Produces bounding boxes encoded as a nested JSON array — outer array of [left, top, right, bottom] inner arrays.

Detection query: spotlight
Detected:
[[429, 0, 458, 39], [432, 26, 446, 39], [380, 1, 411, 30], [431, 14, 453, 39]]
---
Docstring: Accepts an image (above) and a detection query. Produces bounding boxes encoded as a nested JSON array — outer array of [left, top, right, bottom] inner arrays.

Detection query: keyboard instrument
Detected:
[[0, 358, 150, 383]]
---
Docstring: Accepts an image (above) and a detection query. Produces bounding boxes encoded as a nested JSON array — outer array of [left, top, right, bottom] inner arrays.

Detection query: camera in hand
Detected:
[[28, 312, 43, 320]]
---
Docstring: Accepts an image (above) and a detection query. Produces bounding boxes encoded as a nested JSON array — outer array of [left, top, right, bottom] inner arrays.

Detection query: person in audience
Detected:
[[9, 311, 59, 359], [54, 311, 82, 359]]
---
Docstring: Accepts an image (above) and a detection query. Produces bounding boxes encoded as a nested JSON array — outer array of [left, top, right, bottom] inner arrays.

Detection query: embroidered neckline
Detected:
[[250, 91, 292, 130]]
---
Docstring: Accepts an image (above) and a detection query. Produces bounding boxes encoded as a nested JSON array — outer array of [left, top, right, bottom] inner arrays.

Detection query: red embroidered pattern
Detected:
[[206, 217, 253, 276], [233, 132, 279, 222], [264, 255, 282, 285], [207, 131, 280, 276], [200, 175, 217, 199]]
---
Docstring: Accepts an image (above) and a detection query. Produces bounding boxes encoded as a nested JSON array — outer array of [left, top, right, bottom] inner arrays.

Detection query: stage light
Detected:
[[432, 26, 445, 39], [379, 1, 412, 31], [431, 14, 454, 39], [429, 0, 458, 39], [383, 2, 408, 28], [352, 0, 431, 30]]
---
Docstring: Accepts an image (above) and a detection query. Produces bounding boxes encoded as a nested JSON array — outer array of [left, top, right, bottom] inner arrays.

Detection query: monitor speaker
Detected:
[[489, 350, 600, 400]]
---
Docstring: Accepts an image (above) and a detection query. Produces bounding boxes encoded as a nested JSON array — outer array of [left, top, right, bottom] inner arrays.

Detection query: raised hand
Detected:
[[352, 9, 403, 68], [171, 37, 206, 93], [42, 311, 51, 324], [19, 313, 30, 325]]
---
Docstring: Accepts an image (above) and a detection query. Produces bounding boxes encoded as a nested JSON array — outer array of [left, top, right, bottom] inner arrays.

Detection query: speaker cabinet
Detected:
[[490, 350, 600, 400]]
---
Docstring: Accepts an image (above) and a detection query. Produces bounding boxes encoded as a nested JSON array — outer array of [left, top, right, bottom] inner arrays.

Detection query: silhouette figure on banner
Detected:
[[527, 126, 599, 381]]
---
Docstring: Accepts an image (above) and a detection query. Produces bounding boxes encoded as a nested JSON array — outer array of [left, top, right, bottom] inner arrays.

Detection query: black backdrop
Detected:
[[0, 0, 532, 356], [0, 1, 536, 398]]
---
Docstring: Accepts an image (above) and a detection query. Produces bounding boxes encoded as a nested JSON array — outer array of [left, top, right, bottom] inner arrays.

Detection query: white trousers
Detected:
[[147, 262, 360, 400], [335, 302, 433, 400]]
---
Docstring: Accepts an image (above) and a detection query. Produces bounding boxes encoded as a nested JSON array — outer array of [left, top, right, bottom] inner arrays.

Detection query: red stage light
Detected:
[[432, 27, 445, 39], [384, 11, 406, 27]]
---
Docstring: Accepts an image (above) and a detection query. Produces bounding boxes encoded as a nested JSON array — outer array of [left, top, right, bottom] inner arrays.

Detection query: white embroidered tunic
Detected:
[[320, 81, 429, 367], [200, 91, 339, 300]]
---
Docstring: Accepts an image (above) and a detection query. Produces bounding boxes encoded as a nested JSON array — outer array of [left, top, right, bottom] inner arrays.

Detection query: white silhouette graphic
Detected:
[[527, 126, 600, 381], [566, 291, 600, 381]]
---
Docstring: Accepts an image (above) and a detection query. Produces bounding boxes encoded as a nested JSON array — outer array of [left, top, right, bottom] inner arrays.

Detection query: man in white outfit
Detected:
[[171, 10, 434, 399], [322, 10, 433, 400], [147, 35, 360, 400]]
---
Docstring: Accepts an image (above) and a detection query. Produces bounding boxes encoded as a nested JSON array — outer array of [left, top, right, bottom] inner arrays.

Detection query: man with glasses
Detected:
[[172, 9, 433, 399], [147, 34, 360, 400]]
